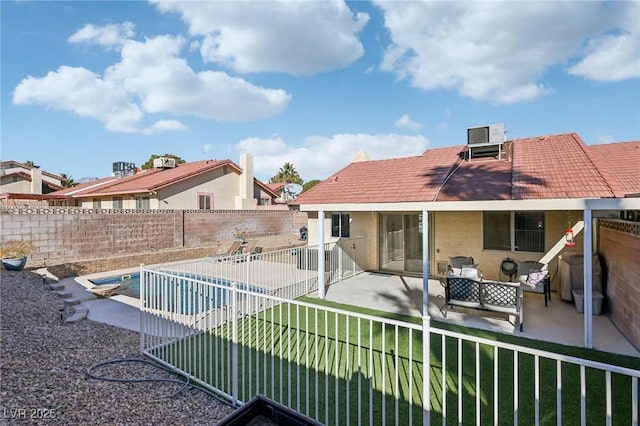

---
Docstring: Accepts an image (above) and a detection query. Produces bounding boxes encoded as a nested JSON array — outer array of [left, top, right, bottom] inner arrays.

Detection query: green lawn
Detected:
[[147, 297, 640, 425]]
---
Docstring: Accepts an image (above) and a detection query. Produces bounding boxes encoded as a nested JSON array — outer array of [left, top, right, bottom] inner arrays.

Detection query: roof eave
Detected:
[[298, 197, 638, 212]]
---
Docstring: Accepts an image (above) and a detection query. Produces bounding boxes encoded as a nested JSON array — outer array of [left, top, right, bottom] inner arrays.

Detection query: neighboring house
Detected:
[[0, 161, 64, 207], [265, 182, 304, 206], [293, 129, 639, 279], [47, 154, 279, 210]]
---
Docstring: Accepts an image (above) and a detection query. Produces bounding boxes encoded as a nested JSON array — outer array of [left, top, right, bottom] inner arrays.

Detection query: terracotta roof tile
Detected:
[[294, 146, 463, 204], [512, 133, 615, 199], [72, 160, 237, 197], [587, 141, 640, 197], [294, 133, 639, 206], [53, 176, 118, 196]]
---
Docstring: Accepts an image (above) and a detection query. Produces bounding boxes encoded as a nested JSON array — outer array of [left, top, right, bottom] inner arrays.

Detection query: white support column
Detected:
[[584, 208, 593, 348], [421, 210, 431, 425], [318, 210, 325, 299]]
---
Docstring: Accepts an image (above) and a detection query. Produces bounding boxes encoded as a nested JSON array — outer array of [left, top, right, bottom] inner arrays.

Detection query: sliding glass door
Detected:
[[379, 214, 423, 274]]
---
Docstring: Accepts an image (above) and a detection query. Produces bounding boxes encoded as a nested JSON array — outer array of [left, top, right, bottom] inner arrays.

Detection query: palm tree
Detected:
[[59, 173, 77, 188], [24, 160, 36, 168], [269, 162, 303, 185]]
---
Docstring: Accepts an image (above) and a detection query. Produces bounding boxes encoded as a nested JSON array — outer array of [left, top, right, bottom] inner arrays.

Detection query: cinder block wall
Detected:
[[599, 220, 640, 350], [0, 208, 308, 276]]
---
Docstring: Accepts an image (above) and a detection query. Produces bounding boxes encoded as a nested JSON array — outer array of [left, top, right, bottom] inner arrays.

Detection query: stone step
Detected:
[[49, 283, 65, 291], [65, 305, 88, 323], [63, 297, 81, 306], [53, 290, 72, 298]]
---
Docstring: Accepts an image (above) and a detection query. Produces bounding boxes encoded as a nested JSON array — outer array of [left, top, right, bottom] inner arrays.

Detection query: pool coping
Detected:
[[75, 266, 142, 309], [74, 257, 223, 309]]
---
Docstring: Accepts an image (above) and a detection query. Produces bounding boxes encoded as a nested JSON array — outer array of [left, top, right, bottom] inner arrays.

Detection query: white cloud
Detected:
[[394, 114, 422, 131], [13, 65, 146, 133], [141, 120, 187, 135], [68, 22, 135, 49], [106, 35, 291, 121], [237, 133, 429, 181], [13, 32, 291, 133], [151, 0, 368, 75], [569, 2, 640, 81], [375, 1, 636, 104]]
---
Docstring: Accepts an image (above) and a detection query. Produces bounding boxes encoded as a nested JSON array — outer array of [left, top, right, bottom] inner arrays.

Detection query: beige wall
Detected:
[[158, 167, 236, 209], [304, 209, 586, 283], [0, 177, 31, 194], [74, 165, 270, 210], [305, 211, 378, 270]]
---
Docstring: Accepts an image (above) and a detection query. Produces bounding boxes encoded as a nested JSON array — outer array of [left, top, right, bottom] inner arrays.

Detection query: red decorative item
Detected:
[[565, 228, 575, 247]]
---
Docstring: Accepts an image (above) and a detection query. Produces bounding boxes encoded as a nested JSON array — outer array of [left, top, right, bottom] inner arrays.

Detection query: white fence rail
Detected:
[[140, 246, 640, 425]]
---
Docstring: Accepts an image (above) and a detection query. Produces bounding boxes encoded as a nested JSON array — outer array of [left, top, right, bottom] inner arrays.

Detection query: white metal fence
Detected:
[[139, 245, 640, 425]]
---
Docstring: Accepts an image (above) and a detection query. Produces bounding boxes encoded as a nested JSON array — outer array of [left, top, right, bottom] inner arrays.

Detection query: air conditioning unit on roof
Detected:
[[466, 123, 506, 161], [153, 157, 176, 169], [467, 123, 505, 145]]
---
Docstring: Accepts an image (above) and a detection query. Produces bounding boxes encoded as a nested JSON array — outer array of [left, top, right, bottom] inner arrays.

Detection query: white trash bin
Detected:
[[571, 290, 603, 315]]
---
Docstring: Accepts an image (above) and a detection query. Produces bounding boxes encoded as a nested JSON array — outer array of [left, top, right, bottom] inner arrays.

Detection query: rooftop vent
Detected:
[[466, 123, 505, 160], [153, 157, 176, 169]]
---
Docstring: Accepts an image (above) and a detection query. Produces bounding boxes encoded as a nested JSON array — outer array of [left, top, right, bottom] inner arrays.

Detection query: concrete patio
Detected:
[[62, 265, 638, 358], [313, 271, 640, 358]]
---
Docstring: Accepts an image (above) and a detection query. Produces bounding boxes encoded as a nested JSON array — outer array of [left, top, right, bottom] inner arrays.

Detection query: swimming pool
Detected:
[[90, 273, 265, 315], [90, 273, 142, 299]]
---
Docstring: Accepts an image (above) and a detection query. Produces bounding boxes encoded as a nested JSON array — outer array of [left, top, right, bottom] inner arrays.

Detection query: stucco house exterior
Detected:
[[48, 154, 279, 210], [292, 129, 640, 347], [0, 161, 64, 206]]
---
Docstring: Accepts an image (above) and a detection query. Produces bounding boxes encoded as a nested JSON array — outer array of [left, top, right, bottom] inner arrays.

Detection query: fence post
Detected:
[[232, 281, 239, 405], [139, 264, 145, 354]]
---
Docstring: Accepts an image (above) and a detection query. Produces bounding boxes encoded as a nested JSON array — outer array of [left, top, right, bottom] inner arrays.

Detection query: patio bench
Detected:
[[442, 275, 523, 331]]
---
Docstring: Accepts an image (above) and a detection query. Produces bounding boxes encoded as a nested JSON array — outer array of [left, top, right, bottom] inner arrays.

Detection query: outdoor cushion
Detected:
[[461, 264, 480, 279], [516, 260, 545, 284], [526, 269, 548, 287]]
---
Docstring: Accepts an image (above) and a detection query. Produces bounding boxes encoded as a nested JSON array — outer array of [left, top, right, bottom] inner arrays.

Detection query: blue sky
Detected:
[[2, 1, 639, 183]]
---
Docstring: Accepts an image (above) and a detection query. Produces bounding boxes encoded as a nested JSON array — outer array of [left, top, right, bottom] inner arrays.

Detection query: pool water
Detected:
[[90, 273, 142, 299], [90, 273, 264, 315]]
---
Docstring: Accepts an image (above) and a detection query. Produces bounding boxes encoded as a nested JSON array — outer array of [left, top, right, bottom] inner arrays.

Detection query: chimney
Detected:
[[235, 153, 257, 209], [30, 166, 42, 195], [352, 151, 371, 162]]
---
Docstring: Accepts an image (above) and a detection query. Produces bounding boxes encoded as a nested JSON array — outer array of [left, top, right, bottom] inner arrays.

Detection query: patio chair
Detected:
[[215, 241, 244, 261], [234, 240, 262, 262], [448, 256, 475, 275], [516, 260, 550, 306]]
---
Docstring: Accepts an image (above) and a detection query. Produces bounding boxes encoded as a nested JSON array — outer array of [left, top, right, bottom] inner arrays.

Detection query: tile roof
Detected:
[[511, 133, 615, 199], [57, 160, 238, 197], [586, 141, 640, 197], [53, 176, 117, 196], [294, 133, 638, 205], [266, 182, 286, 193], [294, 146, 462, 204]]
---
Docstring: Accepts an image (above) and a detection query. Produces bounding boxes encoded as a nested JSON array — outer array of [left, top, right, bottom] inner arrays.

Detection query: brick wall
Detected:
[[599, 219, 640, 350], [0, 207, 308, 276]]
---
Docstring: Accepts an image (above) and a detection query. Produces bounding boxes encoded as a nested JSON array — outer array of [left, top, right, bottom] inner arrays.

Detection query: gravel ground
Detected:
[[0, 269, 236, 425]]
